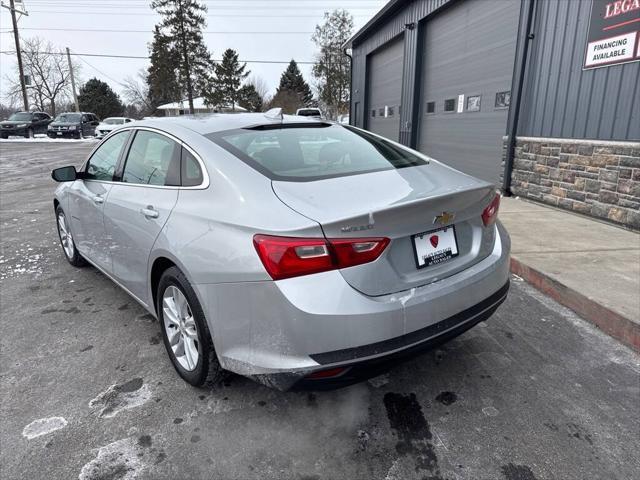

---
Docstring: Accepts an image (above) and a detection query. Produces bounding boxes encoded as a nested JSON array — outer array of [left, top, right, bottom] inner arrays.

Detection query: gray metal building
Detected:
[[346, 0, 640, 228]]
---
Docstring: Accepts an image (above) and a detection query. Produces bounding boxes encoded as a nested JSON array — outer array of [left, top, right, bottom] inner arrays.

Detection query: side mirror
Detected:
[[51, 166, 80, 182]]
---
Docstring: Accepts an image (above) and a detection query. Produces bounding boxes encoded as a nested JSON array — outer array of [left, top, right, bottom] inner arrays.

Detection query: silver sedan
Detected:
[[51, 110, 510, 390]]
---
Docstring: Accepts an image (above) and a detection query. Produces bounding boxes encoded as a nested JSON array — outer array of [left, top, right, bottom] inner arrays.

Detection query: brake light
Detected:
[[306, 367, 349, 379], [253, 235, 390, 280], [482, 193, 501, 227]]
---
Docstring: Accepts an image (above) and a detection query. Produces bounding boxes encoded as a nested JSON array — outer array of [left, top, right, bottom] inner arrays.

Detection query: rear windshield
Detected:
[[104, 118, 124, 125], [55, 113, 81, 123], [207, 125, 427, 181]]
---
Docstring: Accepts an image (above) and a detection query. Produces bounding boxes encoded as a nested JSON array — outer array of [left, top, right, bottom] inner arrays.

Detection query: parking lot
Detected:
[[1, 141, 639, 480]]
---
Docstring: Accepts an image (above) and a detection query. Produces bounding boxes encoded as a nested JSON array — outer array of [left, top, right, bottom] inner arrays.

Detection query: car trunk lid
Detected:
[[272, 163, 497, 296]]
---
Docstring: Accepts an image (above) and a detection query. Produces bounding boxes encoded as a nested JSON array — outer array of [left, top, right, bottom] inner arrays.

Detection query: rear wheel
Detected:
[[55, 205, 86, 267], [157, 266, 223, 387]]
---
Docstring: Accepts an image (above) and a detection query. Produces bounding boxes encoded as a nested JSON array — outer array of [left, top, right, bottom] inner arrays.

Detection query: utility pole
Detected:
[[66, 47, 80, 112], [3, 0, 29, 110]]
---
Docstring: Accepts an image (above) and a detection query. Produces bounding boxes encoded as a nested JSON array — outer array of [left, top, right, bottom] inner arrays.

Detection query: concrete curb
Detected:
[[510, 257, 640, 353]]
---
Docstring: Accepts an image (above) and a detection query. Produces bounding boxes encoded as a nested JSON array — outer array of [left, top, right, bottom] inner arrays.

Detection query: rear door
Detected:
[[103, 128, 181, 302], [68, 129, 131, 271]]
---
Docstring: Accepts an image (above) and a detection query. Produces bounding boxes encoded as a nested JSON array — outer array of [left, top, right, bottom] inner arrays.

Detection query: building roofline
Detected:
[[343, 0, 404, 49]]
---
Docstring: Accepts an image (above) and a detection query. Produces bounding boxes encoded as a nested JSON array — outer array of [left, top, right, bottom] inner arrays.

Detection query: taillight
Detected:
[[482, 193, 501, 227], [253, 235, 390, 280]]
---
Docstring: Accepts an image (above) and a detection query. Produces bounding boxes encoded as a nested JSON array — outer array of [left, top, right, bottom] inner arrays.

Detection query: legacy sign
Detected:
[[584, 0, 640, 69]]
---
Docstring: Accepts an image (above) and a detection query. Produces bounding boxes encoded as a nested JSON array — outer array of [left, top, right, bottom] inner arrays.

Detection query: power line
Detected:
[[73, 51, 127, 87], [0, 28, 315, 34], [0, 50, 342, 65]]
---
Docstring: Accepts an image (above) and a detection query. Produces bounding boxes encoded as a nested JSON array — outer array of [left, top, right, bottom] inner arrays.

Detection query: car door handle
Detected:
[[140, 207, 159, 219], [92, 195, 104, 204]]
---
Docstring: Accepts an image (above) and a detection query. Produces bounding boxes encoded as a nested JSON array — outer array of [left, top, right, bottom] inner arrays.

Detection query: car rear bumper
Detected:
[[194, 221, 511, 390]]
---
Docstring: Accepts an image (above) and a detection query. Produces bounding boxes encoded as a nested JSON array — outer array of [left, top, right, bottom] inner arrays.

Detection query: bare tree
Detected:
[[247, 75, 271, 104], [122, 70, 156, 116], [5, 37, 78, 116]]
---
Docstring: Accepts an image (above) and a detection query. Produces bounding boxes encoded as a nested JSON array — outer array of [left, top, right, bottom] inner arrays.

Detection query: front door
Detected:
[[103, 129, 181, 303], [68, 130, 130, 271]]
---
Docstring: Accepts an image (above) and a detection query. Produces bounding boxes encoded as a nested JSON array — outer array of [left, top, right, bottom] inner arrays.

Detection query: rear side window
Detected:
[[207, 125, 427, 182], [181, 148, 203, 187], [122, 130, 180, 186], [85, 130, 129, 181]]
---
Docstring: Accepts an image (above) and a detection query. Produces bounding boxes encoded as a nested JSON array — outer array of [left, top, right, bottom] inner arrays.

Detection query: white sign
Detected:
[[584, 31, 637, 67], [457, 94, 464, 113]]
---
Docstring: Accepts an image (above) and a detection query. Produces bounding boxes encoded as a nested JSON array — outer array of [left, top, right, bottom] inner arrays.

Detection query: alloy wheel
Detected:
[[57, 212, 75, 259], [162, 285, 200, 371]]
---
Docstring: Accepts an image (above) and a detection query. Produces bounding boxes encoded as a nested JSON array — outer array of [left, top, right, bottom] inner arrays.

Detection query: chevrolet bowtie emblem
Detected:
[[433, 211, 455, 225]]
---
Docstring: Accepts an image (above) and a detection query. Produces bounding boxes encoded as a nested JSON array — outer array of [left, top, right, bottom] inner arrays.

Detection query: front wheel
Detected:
[[55, 206, 86, 267], [157, 267, 223, 387]]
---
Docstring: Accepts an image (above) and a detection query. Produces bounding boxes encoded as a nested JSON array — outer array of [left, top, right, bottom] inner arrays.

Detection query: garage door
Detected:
[[418, 0, 520, 183], [366, 35, 404, 141]]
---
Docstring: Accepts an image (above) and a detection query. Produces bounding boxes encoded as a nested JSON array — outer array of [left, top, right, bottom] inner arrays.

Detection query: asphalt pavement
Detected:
[[1, 141, 639, 480]]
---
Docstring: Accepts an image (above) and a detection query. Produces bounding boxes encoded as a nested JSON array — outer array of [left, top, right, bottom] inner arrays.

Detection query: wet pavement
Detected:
[[1, 141, 639, 480]]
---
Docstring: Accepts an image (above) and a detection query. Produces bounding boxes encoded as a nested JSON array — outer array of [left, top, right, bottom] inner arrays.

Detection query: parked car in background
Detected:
[[0, 111, 52, 138], [51, 112, 510, 391], [47, 112, 100, 139], [296, 108, 322, 119], [95, 117, 135, 138]]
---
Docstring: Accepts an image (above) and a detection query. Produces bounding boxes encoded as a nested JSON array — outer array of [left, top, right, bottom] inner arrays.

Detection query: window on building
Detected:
[[495, 91, 511, 108], [388, 106, 394, 117], [379, 108, 385, 117], [444, 98, 455, 112], [426, 101, 435, 114], [371, 109, 376, 118], [467, 95, 481, 112]]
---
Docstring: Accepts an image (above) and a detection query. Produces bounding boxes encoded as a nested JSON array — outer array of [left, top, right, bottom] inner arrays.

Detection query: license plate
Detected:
[[412, 226, 459, 269]]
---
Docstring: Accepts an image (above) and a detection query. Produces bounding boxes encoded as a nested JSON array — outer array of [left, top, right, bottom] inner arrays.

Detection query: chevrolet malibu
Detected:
[[51, 111, 510, 390]]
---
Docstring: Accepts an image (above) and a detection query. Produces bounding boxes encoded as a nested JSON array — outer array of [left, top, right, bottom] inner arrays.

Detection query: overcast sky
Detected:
[[0, 0, 387, 106]]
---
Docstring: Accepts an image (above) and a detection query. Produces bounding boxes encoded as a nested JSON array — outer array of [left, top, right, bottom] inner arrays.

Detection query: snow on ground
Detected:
[[0, 134, 98, 143]]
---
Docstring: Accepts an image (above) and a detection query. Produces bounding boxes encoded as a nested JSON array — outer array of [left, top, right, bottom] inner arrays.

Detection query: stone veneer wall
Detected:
[[503, 136, 640, 230]]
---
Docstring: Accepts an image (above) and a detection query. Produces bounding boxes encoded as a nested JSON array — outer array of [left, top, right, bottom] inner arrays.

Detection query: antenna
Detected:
[[264, 108, 283, 121]]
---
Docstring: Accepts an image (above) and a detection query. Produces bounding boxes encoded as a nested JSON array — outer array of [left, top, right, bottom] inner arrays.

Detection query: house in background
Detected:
[[156, 97, 247, 116]]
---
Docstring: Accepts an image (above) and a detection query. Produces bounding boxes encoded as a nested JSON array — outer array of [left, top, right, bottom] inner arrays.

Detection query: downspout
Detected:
[[343, 47, 353, 125], [503, 0, 536, 195]]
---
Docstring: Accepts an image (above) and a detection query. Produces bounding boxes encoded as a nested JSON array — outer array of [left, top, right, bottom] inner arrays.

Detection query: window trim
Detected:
[[466, 94, 482, 113], [425, 101, 436, 115], [443, 98, 456, 113], [495, 90, 511, 110], [81, 126, 210, 189]]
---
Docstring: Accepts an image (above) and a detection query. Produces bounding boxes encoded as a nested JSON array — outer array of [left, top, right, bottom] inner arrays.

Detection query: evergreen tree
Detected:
[[77, 78, 124, 119], [275, 60, 313, 107], [205, 48, 249, 110], [312, 10, 353, 119], [237, 84, 263, 112], [151, 0, 213, 113], [146, 26, 180, 109]]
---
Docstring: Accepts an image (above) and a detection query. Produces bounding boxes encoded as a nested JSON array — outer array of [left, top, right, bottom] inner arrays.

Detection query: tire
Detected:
[[25, 128, 34, 139], [157, 266, 223, 387], [0, 134, 7, 139], [55, 205, 86, 267]]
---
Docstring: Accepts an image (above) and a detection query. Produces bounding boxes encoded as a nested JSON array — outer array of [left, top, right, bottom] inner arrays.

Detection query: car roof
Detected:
[[132, 113, 329, 135]]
